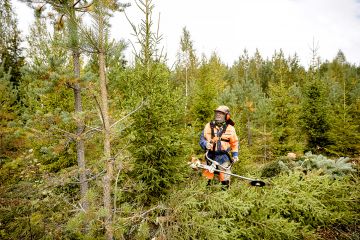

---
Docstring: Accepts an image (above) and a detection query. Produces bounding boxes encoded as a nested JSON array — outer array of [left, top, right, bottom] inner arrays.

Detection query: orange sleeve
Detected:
[[229, 126, 239, 153]]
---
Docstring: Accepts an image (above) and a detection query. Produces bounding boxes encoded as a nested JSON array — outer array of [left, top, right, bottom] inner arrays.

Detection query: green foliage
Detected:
[[189, 54, 227, 131], [127, 0, 189, 204], [2, 1, 360, 239], [325, 55, 360, 156], [0, 62, 20, 157], [261, 159, 292, 178], [129, 63, 189, 203], [0, 0, 23, 86], [261, 152, 357, 179], [0, 150, 74, 240], [296, 152, 356, 177], [120, 171, 359, 239], [269, 81, 304, 156], [301, 77, 332, 153]]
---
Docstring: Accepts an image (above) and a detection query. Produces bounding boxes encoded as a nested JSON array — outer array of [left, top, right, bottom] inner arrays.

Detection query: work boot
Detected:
[[221, 180, 230, 190]]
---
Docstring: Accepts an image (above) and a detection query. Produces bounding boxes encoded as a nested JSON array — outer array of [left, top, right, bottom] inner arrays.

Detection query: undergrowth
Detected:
[[115, 169, 359, 240]]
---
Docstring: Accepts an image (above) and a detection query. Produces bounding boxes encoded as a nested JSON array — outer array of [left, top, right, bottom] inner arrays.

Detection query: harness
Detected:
[[209, 121, 232, 164]]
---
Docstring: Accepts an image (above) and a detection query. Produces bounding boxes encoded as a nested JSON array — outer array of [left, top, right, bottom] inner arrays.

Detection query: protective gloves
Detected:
[[232, 156, 239, 163], [206, 141, 213, 150]]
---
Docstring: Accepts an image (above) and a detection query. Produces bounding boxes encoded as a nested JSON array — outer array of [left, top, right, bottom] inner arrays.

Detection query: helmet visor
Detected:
[[214, 111, 226, 123]]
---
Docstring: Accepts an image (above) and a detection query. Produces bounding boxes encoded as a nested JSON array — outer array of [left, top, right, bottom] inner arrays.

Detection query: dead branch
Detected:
[[110, 100, 144, 129]]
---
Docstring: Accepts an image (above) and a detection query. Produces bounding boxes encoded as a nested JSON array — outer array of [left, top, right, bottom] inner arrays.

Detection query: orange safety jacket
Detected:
[[199, 121, 239, 181], [200, 121, 239, 155]]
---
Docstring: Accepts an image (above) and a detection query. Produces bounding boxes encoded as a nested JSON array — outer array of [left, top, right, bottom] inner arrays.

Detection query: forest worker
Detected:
[[199, 105, 239, 188]]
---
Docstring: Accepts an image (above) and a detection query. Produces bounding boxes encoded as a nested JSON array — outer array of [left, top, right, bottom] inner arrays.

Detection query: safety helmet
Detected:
[[215, 105, 230, 114], [214, 105, 231, 121]]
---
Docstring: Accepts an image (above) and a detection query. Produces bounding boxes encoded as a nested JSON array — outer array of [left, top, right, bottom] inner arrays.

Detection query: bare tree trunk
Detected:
[[98, 15, 113, 240], [70, 5, 88, 212], [100, 52, 113, 240], [73, 49, 89, 211]]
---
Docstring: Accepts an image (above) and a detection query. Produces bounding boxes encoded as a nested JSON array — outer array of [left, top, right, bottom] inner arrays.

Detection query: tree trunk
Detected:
[[98, 17, 113, 240], [70, 5, 88, 212], [100, 52, 113, 240], [73, 49, 89, 212]]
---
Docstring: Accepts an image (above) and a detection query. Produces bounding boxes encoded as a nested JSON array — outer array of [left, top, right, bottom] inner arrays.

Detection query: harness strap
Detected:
[[220, 138, 230, 142], [210, 121, 216, 152], [210, 121, 229, 151]]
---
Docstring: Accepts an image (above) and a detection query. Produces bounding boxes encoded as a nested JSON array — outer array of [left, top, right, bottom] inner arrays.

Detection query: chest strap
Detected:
[[210, 121, 229, 151]]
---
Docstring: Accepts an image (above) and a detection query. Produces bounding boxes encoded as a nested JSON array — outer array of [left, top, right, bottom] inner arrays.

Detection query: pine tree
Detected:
[[26, 0, 96, 213], [176, 27, 198, 111], [82, 0, 129, 238], [20, 17, 74, 170], [90, 1, 114, 237]]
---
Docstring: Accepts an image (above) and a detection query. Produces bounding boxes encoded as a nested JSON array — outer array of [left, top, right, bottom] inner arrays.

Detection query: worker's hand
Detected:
[[232, 156, 239, 163], [208, 164, 215, 173], [206, 141, 212, 150]]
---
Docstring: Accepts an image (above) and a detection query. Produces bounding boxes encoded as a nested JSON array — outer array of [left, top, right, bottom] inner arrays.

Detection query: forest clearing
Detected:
[[1, 0, 359, 239]]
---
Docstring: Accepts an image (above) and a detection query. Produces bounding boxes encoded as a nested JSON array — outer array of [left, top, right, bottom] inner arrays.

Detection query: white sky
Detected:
[[12, 0, 360, 68]]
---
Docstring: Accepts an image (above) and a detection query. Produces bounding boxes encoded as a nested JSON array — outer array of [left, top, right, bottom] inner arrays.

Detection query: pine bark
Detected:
[[98, 14, 113, 240], [70, 5, 88, 212], [73, 50, 89, 211]]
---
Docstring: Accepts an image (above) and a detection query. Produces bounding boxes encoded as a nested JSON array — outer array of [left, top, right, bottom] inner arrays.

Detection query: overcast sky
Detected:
[[13, 0, 360, 68]]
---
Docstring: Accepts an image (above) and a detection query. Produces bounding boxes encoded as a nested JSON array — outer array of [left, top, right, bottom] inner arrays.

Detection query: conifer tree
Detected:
[[25, 0, 94, 212], [0, 63, 18, 156], [20, 16, 73, 169], [252, 93, 274, 161], [175, 27, 198, 115], [92, 1, 113, 237], [223, 51, 266, 148], [0, 0, 23, 86], [269, 81, 304, 155], [301, 76, 331, 153], [0, 0, 23, 156], [268, 51, 304, 155], [325, 51, 360, 155], [189, 53, 227, 131], [128, 0, 188, 204], [82, 1, 121, 238]]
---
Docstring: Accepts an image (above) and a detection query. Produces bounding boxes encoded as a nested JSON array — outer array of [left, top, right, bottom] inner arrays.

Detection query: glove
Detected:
[[206, 141, 213, 150], [232, 156, 239, 163]]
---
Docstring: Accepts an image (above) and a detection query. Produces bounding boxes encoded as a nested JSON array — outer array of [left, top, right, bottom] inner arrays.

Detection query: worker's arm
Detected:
[[199, 130, 208, 150], [229, 127, 239, 160]]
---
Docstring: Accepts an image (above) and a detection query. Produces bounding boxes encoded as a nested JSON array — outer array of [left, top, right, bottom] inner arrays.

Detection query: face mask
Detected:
[[214, 111, 225, 124]]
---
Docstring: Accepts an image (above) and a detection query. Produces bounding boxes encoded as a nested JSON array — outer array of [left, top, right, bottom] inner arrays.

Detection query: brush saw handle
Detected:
[[205, 150, 233, 171]]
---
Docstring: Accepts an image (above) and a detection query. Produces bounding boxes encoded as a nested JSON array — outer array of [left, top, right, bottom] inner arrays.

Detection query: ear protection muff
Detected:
[[225, 112, 230, 121]]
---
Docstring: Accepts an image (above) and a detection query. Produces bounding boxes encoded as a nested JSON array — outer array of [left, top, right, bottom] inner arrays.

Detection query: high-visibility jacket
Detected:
[[199, 122, 239, 164]]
